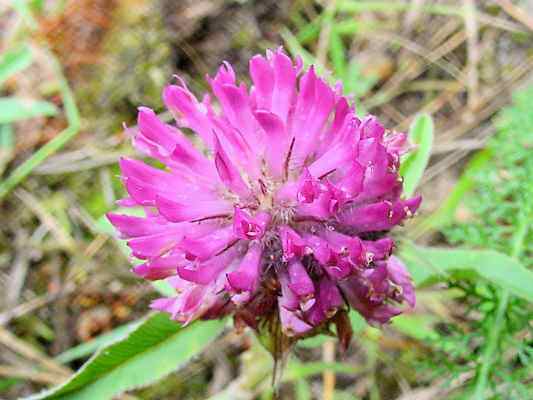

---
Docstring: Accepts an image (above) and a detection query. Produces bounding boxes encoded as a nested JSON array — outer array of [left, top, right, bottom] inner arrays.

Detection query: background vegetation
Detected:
[[0, 1, 532, 399]]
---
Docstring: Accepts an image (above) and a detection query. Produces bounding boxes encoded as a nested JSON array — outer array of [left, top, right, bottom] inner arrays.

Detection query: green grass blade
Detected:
[[28, 314, 226, 400], [0, 45, 33, 86], [0, 124, 14, 175], [336, 1, 459, 16], [329, 29, 347, 80], [281, 28, 321, 70], [0, 97, 57, 124], [400, 114, 434, 197], [0, 50, 80, 200]]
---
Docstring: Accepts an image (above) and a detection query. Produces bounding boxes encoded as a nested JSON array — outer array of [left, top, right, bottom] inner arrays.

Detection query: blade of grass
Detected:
[[329, 28, 347, 79], [0, 49, 80, 200], [316, 0, 337, 67], [0, 124, 14, 175], [336, 1, 461, 16], [400, 114, 434, 197], [0, 97, 58, 123], [0, 45, 32, 86], [281, 28, 322, 71]]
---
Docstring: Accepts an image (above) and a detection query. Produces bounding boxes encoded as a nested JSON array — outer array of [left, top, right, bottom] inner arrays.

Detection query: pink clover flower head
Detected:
[[108, 48, 421, 350]]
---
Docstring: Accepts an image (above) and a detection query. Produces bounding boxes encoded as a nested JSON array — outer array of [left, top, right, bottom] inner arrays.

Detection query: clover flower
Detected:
[[108, 49, 421, 351]]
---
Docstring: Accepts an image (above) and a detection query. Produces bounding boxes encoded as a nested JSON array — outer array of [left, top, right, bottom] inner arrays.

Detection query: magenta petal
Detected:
[[364, 238, 395, 261], [319, 277, 343, 317], [270, 50, 297, 123], [226, 243, 262, 293], [296, 168, 322, 204], [132, 252, 185, 280], [255, 110, 288, 177], [304, 300, 325, 326], [233, 208, 270, 240], [107, 213, 168, 238], [339, 196, 422, 232], [279, 306, 313, 337], [279, 225, 305, 261], [127, 231, 183, 259], [287, 259, 315, 300], [249, 54, 274, 110], [304, 235, 332, 264], [137, 107, 177, 155], [322, 258, 353, 281], [163, 84, 214, 149], [308, 139, 357, 179], [178, 246, 239, 285], [340, 277, 400, 325], [360, 115, 385, 140], [150, 297, 178, 314], [387, 256, 416, 307], [279, 271, 300, 312], [213, 135, 252, 198], [336, 161, 364, 198], [180, 226, 237, 261], [322, 230, 365, 267], [156, 196, 232, 223], [384, 131, 409, 154]]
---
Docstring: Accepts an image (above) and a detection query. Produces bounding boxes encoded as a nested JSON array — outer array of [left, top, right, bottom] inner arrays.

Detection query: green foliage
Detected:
[[0, 45, 32, 86], [401, 245, 533, 302], [400, 114, 434, 197], [413, 149, 492, 237], [408, 87, 533, 399], [444, 88, 533, 263], [0, 97, 58, 124], [283, 8, 378, 111], [0, 124, 14, 175], [29, 314, 226, 400], [55, 320, 142, 364]]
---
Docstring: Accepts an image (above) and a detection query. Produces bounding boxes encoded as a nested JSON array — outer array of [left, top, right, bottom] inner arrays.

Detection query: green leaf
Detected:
[[55, 320, 142, 364], [0, 46, 33, 87], [28, 313, 226, 400], [0, 97, 58, 124], [400, 114, 434, 197], [400, 245, 533, 302]]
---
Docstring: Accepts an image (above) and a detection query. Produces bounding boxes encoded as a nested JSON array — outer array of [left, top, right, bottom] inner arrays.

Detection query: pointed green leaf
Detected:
[[0, 97, 58, 124], [400, 114, 434, 197], [400, 245, 533, 302], [0, 46, 32, 87], [28, 314, 226, 400], [55, 320, 142, 364]]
